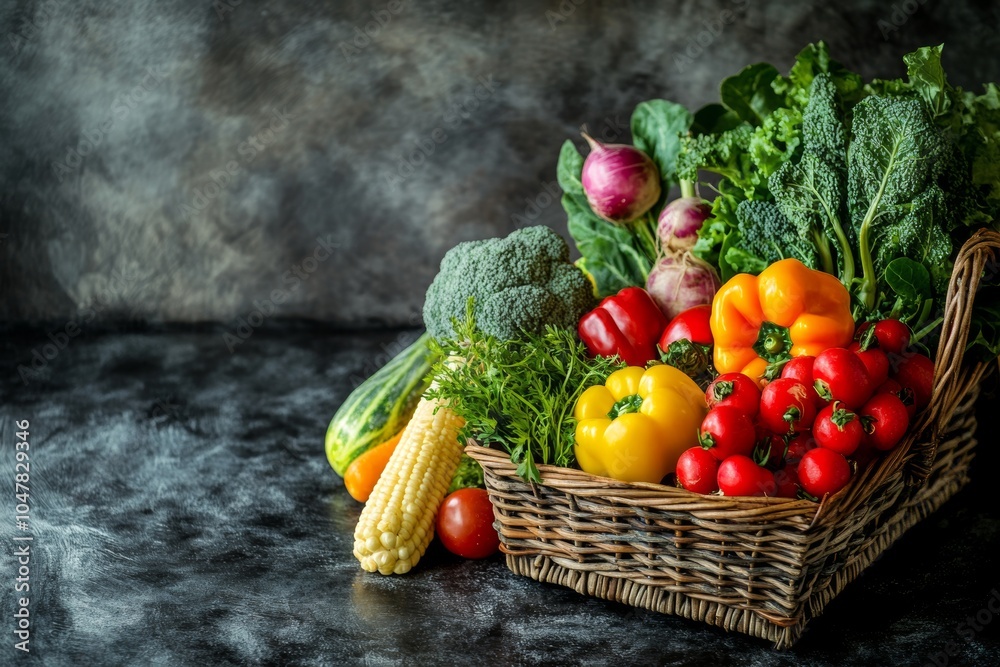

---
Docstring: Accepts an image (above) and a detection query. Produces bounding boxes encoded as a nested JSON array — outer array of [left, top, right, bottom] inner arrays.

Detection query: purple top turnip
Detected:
[[645, 254, 721, 321], [580, 133, 661, 224], [657, 196, 712, 253]]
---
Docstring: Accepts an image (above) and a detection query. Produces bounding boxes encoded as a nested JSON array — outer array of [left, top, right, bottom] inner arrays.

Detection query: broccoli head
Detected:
[[423, 226, 594, 341]]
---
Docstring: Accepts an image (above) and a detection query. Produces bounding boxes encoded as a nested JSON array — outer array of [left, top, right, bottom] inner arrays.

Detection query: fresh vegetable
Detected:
[[813, 348, 874, 409], [717, 455, 776, 497], [353, 392, 466, 575], [877, 378, 916, 419], [435, 488, 500, 560], [578, 287, 667, 366], [447, 454, 485, 495], [657, 305, 715, 379], [704, 373, 761, 417], [812, 402, 864, 456], [871, 319, 911, 355], [344, 429, 405, 503], [659, 304, 714, 348], [711, 259, 855, 380], [851, 344, 890, 388], [580, 133, 662, 224], [784, 433, 816, 465], [658, 197, 713, 253], [698, 406, 756, 461], [774, 465, 800, 499], [860, 393, 910, 451], [759, 378, 818, 435], [646, 254, 721, 321], [422, 225, 594, 343], [779, 356, 822, 406], [892, 352, 935, 408], [676, 447, 721, 494], [574, 365, 706, 483], [798, 447, 852, 498], [325, 334, 435, 476]]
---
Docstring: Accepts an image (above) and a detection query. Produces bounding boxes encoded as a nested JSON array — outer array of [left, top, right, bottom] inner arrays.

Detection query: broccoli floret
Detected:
[[423, 226, 594, 341]]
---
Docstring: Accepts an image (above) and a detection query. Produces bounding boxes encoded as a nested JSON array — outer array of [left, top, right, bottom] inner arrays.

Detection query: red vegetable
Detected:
[[860, 393, 910, 451], [798, 448, 851, 498], [851, 345, 890, 388], [876, 379, 916, 419], [780, 356, 822, 407], [717, 455, 776, 497], [436, 489, 500, 560], [699, 407, 756, 461], [676, 447, 720, 494], [813, 401, 864, 456], [705, 372, 761, 417], [659, 304, 713, 348], [580, 134, 661, 223], [813, 348, 873, 409], [759, 378, 817, 435], [873, 319, 911, 355], [774, 464, 800, 499], [892, 352, 934, 408], [784, 433, 816, 466], [578, 287, 667, 366]]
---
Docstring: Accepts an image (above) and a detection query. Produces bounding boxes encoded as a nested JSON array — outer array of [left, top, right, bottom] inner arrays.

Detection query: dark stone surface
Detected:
[[1, 323, 998, 666], [2, 0, 999, 326]]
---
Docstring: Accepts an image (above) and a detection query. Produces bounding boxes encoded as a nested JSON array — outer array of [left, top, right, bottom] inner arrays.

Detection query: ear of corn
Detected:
[[353, 394, 465, 575]]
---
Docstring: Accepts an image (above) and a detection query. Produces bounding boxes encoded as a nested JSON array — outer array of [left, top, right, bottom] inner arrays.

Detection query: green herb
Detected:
[[446, 454, 485, 494], [426, 303, 624, 484]]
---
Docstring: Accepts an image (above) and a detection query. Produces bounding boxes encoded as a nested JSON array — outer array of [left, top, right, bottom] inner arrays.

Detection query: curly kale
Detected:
[[422, 225, 594, 342], [732, 200, 819, 270]]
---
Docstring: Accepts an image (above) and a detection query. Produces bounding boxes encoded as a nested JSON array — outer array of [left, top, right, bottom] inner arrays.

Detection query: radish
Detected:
[[645, 254, 720, 320], [657, 195, 712, 253], [580, 133, 661, 224]]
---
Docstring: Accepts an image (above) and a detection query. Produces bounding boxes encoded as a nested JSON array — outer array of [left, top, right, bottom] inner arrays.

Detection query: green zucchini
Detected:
[[325, 333, 436, 476]]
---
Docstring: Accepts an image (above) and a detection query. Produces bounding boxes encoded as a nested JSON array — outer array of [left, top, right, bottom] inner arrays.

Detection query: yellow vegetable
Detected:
[[573, 365, 707, 483], [353, 394, 465, 575]]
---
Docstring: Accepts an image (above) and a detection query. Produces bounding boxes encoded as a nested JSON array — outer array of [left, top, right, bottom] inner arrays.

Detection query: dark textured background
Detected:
[[2, 0, 999, 327]]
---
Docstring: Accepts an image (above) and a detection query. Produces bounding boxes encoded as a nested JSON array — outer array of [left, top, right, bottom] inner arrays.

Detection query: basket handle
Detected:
[[904, 228, 1000, 482]]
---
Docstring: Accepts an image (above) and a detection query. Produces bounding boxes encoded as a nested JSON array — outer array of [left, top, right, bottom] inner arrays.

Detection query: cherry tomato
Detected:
[[676, 447, 720, 494], [812, 401, 864, 456], [850, 345, 890, 388], [852, 440, 879, 470], [773, 464, 800, 499], [717, 455, 776, 497], [762, 433, 787, 469], [659, 304, 713, 349], [893, 352, 934, 409], [873, 319, 911, 355], [780, 356, 822, 408], [705, 372, 761, 417], [759, 378, 817, 435], [798, 448, 852, 498], [784, 433, 816, 466], [699, 407, 756, 461], [876, 379, 916, 419], [813, 348, 873, 409], [860, 393, 910, 451], [436, 489, 500, 559]]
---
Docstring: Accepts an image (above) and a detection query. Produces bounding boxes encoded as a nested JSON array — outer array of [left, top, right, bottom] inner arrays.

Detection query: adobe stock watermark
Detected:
[[877, 0, 932, 40], [51, 64, 171, 183], [924, 588, 1000, 667], [382, 74, 501, 192], [545, 0, 586, 32], [179, 107, 294, 221], [6, 0, 58, 56], [673, 0, 751, 73], [349, 310, 425, 389], [222, 235, 341, 352], [339, 0, 408, 62]]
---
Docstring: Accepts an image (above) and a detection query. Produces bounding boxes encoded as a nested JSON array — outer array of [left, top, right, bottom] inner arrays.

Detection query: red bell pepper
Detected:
[[578, 287, 667, 366]]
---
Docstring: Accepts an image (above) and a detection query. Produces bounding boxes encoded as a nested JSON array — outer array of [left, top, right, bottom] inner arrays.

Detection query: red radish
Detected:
[[580, 134, 661, 223], [659, 304, 713, 349], [798, 448, 852, 498], [699, 407, 756, 461], [873, 319, 911, 354], [784, 433, 816, 466], [812, 401, 864, 456], [860, 393, 910, 451], [759, 378, 817, 435], [657, 197, 712, 253], [676, 447, 720, 494], [892, 352, 934, 408], [646, 254, 721, 321], [851, 345, 890, 388], [813, 348, 873, 409], [876, 379, 916, 419], [780, 356, 822, 407], [705, 372, 761, 417], [717, 455, 776, 497]]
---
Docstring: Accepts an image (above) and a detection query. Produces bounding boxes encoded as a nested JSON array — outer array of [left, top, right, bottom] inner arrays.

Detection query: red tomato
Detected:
[[852, 346, 890, 388], [699, 407, 757, 461], [773, 464, 800, 499], [876, 379, 916, 419], [852, 440, 880, 470], [812, 401, 864, 456], [717, 455, 776, 497], [784, 433, 816, 466], [436, 489, 500, 559], [813, 348, 874, 409], [705, 372, 762, 417], [659, 304, 713, 349], [759, 378, 817, 435], [860, 393, 910, 451], [892, 352, 935, 409], [873, 319, 911, 355], [780, 356, 822, 407], [763, 433, 787, 469], [676, 447, 721, 495], [798, 448, 852, 498]]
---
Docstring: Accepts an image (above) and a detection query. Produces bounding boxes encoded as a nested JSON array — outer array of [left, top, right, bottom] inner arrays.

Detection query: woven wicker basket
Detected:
[[466, 229, 1000, 649]]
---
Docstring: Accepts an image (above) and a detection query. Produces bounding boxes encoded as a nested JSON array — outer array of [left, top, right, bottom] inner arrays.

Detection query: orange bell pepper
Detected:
[[710, 259, 854, 381]]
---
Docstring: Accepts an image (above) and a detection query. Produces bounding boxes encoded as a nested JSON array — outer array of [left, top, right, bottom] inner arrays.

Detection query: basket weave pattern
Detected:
[[466, 229, 1000, 648]]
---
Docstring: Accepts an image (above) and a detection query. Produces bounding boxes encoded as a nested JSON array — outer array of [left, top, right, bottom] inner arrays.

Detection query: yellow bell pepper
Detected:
[[711, 258, 855, 382], [574, 365, 706, 484]]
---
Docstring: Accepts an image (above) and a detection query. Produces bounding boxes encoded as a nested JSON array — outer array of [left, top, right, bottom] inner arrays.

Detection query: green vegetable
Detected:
[[427, 304, 624, 484], [324, 334, 435, 476], [422, 225, 593, 342], [446, 454, 485, 494]]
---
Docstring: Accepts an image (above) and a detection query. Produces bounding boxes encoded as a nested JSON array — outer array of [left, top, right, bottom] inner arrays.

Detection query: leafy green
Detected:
[[720, 63, 784, 126], [630, 100, 693, 193]]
